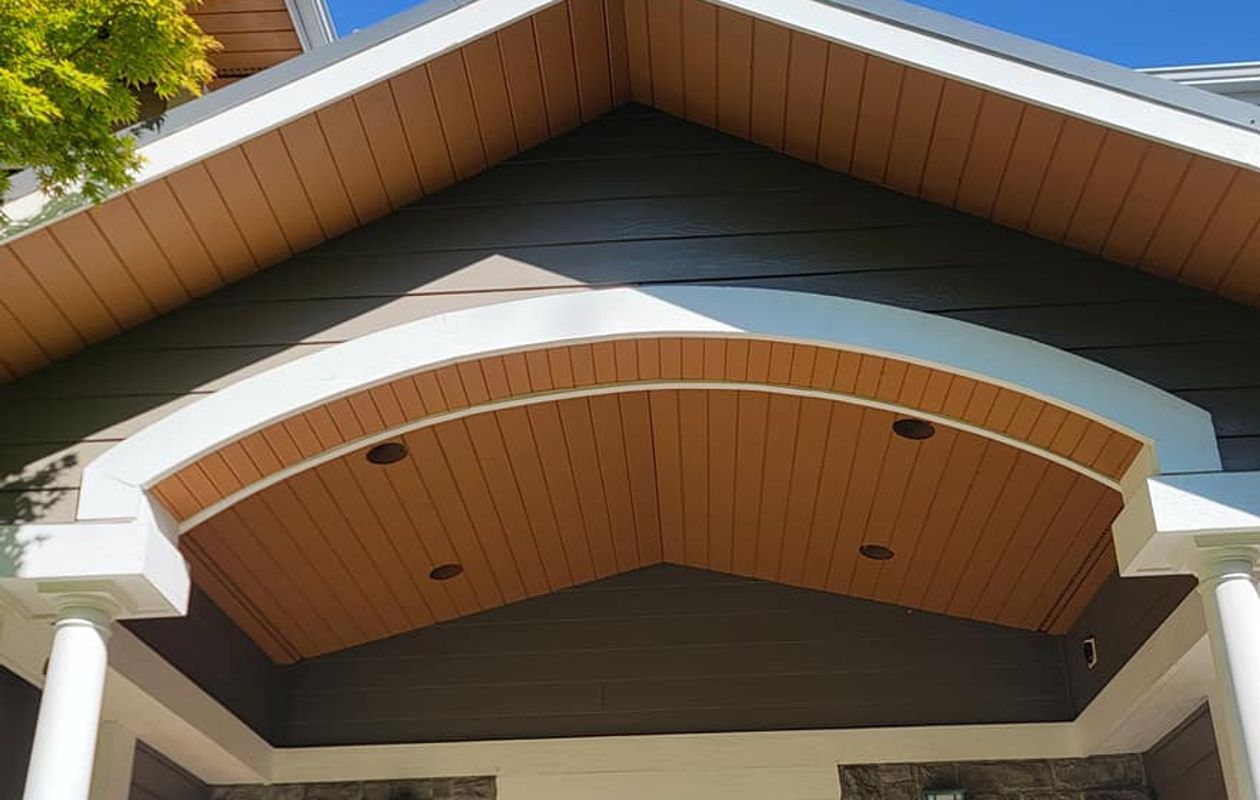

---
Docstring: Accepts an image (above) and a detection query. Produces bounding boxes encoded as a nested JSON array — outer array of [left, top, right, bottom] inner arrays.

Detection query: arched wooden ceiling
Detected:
[[2, 0, 1260, 383], [156, 337, 1137, 663]]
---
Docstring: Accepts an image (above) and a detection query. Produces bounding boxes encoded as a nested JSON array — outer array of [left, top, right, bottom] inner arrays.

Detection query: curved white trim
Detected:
[[77, 287, 1218, 525], [181, 379, 1130, 534]]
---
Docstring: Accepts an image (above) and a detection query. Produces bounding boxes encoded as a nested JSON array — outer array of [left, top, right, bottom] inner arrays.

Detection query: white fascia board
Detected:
[[717, 0, 1260, 171], [0, 0, 558, 235], [74, 287, 1217, 526], [128, 0, 553, 187]]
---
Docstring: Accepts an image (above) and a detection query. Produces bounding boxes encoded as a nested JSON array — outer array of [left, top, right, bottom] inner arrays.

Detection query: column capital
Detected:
[[48, 593, 124, 632], [1193, 546, 1260, 584], [0, 517, 188, 622]]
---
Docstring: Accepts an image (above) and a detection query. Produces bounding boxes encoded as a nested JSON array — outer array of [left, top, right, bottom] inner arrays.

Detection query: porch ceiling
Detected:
[[2, 0, 1260, 386], [161, 336, 1132, 663]]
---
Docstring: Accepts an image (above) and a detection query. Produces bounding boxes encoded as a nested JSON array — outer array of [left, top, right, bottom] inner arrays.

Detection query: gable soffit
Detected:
[[2, 0, 1260, 386]]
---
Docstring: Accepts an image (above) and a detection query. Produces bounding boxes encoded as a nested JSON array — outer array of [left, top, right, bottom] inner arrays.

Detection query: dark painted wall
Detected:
[[1144, 704, 1228, 800], [130, 742, 210, 800], [5, 105, 1260, 521], [125, 586, 280, 740], [1063, 573, 1196, 713], [0, 669, 211, 800], [279, 565, 1071, 746], [0, 666, 39, 799], [1, 106, 1252, 750]]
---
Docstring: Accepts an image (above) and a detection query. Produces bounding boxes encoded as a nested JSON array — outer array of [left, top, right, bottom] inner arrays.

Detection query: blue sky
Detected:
[[326, 0, 1260, 69]]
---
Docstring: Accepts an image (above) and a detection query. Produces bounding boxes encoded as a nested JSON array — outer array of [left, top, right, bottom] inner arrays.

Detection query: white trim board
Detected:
[[76, 286, 1218, 531]]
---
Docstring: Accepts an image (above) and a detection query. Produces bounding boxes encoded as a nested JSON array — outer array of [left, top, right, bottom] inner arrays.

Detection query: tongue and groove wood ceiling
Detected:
[[156, 337, 1137, 663], [2, 0, 1260, 384]]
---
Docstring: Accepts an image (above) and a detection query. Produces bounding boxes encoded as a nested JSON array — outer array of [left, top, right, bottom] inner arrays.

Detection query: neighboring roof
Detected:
[[1, 0, 1260, 384], [1143, 62, 1260, 106], [191, 0, 335, 87]]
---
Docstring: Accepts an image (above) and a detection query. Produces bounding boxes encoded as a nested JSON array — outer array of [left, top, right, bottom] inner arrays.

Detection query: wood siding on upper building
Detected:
[[192, 0, 303, 86], [279, 564, 1073, 745], [1144, 704, 1228, 800]]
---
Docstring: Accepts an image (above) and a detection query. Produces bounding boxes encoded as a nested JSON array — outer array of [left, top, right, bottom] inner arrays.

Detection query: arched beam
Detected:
[[78, 286, 1219, 527]]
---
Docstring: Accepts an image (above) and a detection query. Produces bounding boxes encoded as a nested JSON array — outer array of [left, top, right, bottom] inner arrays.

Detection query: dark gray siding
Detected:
[[125, 587, 280, 739], [5, 106, 1260, 518], [1144, 705, 1228, 800], [130, 742, 210, 800], [1064, 573, 1197, 713], [279, 565, 1071, 746], [1, 105, 1255, 747], [0, 666, 38, 799]]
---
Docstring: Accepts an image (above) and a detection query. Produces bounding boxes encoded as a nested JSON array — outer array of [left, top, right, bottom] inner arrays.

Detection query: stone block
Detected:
[[304, 782, 364, 800], [959, 759, 1054, 791], [840, 765, 883, 794], [362, 780, 436, 800], [916, 762, 961, 790], [1080, 790, 1151, 800], [1053, 756, 1143, 789]]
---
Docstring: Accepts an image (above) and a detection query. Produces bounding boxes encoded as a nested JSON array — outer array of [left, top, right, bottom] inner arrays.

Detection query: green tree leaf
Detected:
[[0, 0, 217, 203]]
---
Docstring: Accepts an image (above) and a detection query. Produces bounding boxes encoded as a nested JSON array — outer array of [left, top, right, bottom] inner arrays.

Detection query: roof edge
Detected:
[[812, 0, 1260, 130], [284, 0, 338, 50], [5, 0, 1260, 242]]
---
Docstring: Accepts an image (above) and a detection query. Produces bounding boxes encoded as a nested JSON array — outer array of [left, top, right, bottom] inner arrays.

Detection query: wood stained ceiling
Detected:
[[1, 0, 1260, 383], [161, 337, 1135, 663], [183, 388, 1122, 663]]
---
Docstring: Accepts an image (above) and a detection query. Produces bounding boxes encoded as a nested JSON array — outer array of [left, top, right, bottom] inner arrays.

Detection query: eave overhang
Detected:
[[1, 0, 1260, 384]]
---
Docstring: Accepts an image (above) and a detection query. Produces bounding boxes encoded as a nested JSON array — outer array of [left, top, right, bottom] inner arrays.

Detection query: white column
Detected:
[[1197, 548, 1260, 800], [21, 599, 116, 800]]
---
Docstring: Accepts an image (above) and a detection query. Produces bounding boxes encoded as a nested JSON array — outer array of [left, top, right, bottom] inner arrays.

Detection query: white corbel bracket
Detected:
[[0, 513, 189, 621], [1113, 471, 1260, 576]]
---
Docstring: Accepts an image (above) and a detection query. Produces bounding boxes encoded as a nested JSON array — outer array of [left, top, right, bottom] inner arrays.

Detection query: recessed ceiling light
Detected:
[[859, 543, 895, 561], [429, 563, 464, 581], [892, 418, 935, 440], [366, 441, 407, 465]]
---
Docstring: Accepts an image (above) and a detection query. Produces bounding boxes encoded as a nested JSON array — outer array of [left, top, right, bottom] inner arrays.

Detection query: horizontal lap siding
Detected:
[[279, 564, 1071, 745], [4, 109, 1259, 514], [0, 108, 1252, 743], [125, 587, 281, 739], [1144, 705, 1228, 800]]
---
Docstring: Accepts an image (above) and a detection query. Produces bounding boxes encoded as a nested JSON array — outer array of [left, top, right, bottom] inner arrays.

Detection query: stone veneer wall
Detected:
[[839, 754, 1150, 799], [210, 777, 493, 800]]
